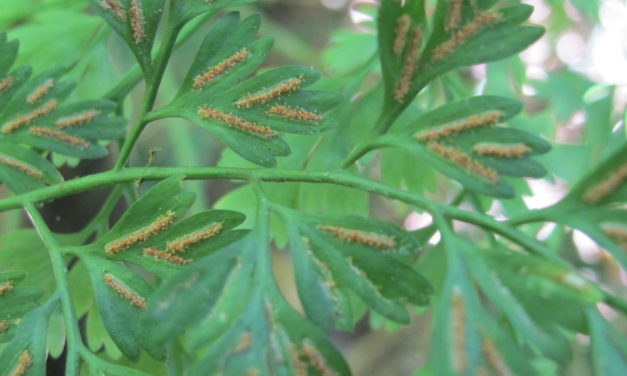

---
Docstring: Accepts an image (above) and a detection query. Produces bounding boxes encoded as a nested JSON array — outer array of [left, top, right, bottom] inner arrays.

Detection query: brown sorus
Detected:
[[416, 110, 503, 141], [236, 76, 304, 108], [0, 280, 14, 295], [582, 163, 627, 204], [2, 99, 58, 134], [100, 0, 127, 22], [267, 105, 322, 123], [318, 225, 396, 249], [393, 15, 411, 55], [29, 127, 91, 149], [395, 27, 423, 102], [0, 153, 44, 179], [0, 76, 14, 93], [198, 106, 276, 137], [10, 351, 33, 376], [302, 339, 336, 376], [130, 0, 145, 44], [446, 0, 464, 32], [193, 49, 251, 89], [166, 222, 225, 253], [428, 142, 500, 183], [473, 143, 531, 158], [432, 10, 502, 62], [103, 273, 146, 310], [55, 110, 101, 128], [27, 79, 55, 105], [105, 211, 176, 254], [143, 247, 191, 265], [483, 338, 514, 376]]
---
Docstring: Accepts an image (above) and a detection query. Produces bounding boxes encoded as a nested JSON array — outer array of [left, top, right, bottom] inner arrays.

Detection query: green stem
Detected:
[[25, 204, 82, 376], [114, 22, 182, 170], [603, 293, 627, 316], [507, 208, 554, 226]]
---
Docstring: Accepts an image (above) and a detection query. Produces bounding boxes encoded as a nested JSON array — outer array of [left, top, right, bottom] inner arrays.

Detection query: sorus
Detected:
[[105, 211, 176, 254], [29, 127, 91, 149], [103, 273, 146, 310], [0, 153, 44, 179]]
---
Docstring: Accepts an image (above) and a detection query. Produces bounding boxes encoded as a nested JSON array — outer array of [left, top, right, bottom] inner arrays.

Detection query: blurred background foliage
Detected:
[[0, 0, 626, 375]]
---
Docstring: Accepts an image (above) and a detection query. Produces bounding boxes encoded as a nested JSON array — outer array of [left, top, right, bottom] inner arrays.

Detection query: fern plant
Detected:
[[0, 0, 625, 375]]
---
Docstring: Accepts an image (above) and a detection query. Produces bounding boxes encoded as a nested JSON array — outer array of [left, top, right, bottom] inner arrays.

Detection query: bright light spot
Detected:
[[522, 83, 538, 96], [429, 231, 441, 245], [404, 211, 433, 230], [487, 201, 508, 221], [597, 302, 618, 320], [574, 230, 601, 264], [536, 222, 556, 241], [524, 0, 551, 23], [557, 32, 586, 64], [520, 35, 551, 65], [321, 0, 348, 10], [576, 334, 590, 345], [523, 178, 568, 209]]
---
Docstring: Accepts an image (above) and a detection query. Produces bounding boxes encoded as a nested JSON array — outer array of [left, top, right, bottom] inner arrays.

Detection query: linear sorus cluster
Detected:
[[193, 49, 251, 89], [1, 99, 58, 134], [582, 163, 627, 204], [26, 78, 55, 104], [393, 14, 411, 55], [445, 0, 464, 32], [232, 332, 253, 354], [428, 142, 500, 183], [267, 105, 322, 123], [100, 0, 127, 22], [130, 0, 145, 44], [452, 292, 467, 373], [143, 247, 191, 265], [198, 106, 276, 137], [290, 343, 307, 376], [9, 351, 33, 376], [432, 10, 502, 62], [0, 76, 14, 92], [318, 225, 396, 249], [0, 153, 44, 179], [302, 339, 336, 376], [395, 27, 423, 102], [473, 143, 531, 158], [55, 109, 101, 128], [29, 127, 90, 148], [602, 223, 627, 244], [105, 211, 176, 254], [236, 76, 304, 108], [103, 273, 146, 310], [0, 321, 8, 332], [165, 222, 225, 253], [416, 110, 503, 141], [483, 338, 513, 376], [0, 280, 14, 295]]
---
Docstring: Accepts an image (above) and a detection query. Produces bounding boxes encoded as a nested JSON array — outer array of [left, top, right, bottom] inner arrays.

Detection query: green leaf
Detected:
[[379, 0, 543, 110], [0, 33, 126, 193], [0, 295, 55, 376], [383, 96, 550, 198], [73, 176, 247, 360], [151, 13, 342, 167], [88, 0, 165, 75], [144, 232, 352, 376], [277, 206, 433, 327], [169, 0, 256, 27]]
